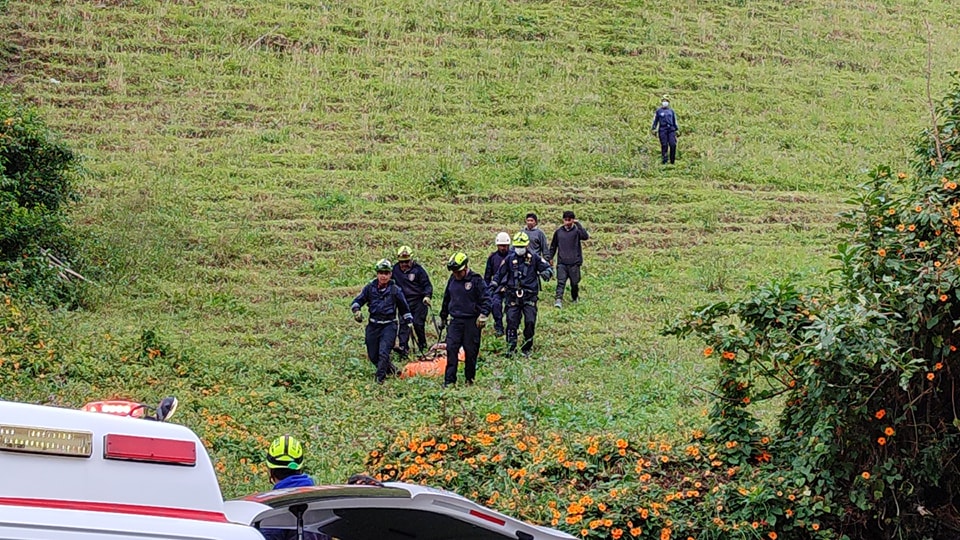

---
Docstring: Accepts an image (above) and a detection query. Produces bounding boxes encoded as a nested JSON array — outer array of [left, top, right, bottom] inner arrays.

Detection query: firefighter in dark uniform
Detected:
[[488, 232, 553, 357], [392, 246, 433, 358], [351, 259, 413, 384], [438, 252, 492, 386]]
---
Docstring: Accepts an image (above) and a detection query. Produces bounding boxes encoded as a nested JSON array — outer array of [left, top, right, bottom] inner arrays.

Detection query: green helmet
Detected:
[[267, 435, 305, 470], [512, 232, 530, 248], [446, 252, 468, 272], [396, 246, 413, 261], [375, 259, 392, 272]]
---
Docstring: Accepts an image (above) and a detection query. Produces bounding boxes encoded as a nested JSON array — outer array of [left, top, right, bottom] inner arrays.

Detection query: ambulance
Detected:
[[0, 399, 576, 540]]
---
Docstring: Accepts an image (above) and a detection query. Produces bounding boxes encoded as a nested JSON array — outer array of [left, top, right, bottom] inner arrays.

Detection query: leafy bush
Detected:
[[0, 91, 83, 304]]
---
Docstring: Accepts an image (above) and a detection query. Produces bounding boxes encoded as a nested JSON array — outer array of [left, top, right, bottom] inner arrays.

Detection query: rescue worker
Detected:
[[351, 259, 414, 383], [261, 435, 328, 540], [488, 232, 553, 357], [483, 232, 512, 338], [547, 210, 590, 308], [521, 212, 550, 262], [392, 246, 433, 358], [651, 95, 679, 165], [266, 435, 314, 489], [438, 252, 492, 386]]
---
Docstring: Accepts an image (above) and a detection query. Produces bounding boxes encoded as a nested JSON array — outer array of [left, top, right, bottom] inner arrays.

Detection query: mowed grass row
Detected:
[[3, 0, 960, 494]]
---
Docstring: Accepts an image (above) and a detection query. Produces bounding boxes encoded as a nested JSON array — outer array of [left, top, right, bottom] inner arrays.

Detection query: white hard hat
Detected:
[[495, 232, 511, 245]]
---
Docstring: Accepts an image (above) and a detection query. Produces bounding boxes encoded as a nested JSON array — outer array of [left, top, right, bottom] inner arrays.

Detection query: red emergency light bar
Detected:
[[104, 434, 197, 466], [82, 400, 145, 418]]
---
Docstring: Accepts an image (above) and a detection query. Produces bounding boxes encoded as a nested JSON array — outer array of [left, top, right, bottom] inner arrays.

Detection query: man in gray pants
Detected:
[[547, 210, 589, 308]]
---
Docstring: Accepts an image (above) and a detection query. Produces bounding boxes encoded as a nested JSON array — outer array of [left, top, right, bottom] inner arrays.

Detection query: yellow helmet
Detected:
[[267, 435, 305, 470], [396, 246, 413, 261], [446, 252, 468, 272], [512, 232, 530, 248]]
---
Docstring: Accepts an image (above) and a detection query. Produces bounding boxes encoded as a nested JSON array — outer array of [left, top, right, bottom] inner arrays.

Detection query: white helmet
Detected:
[[495, 232, 511, 245]]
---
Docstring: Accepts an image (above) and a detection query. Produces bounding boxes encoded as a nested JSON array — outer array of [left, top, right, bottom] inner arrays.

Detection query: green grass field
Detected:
[[3, 0, 960, 497]]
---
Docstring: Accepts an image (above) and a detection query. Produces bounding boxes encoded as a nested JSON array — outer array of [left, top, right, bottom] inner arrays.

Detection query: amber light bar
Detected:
[[0, 424, 93, 457]]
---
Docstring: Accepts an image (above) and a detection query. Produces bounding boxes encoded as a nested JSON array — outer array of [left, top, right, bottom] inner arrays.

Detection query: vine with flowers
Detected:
[[364, 76, 960, 540]]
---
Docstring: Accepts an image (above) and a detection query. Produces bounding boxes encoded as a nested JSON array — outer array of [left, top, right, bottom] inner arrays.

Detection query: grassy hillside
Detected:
[[2, 0, 959, 497]]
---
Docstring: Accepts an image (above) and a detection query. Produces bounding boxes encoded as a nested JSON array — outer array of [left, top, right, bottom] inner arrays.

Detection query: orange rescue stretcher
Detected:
[[399, 343, 465, 379]]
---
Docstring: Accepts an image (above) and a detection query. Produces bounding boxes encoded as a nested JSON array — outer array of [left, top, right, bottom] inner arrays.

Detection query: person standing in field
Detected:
[[351, 259, 413, 384], [651, 95, 679, 165], [488, 232, 553, 357], [392, 246, 433, 358], [439, 252, 491, 387], [484, 232, 513, 338], [547, 210, 590, 309], [521, 212, 550, 262]]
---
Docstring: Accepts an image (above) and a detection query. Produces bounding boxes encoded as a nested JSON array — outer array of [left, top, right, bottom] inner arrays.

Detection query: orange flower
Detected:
[[919, 241, 928, 248], [884, 427, 895, 436], [703, 347, 714, 357], [660, 528, 672, 540], [603, 519, 613, 527], [630, 527, 641, 537], [862, 471, 871, 479], [875, 409, 886, 419], [897, 172, 907, 179], [897, 224, 906, 231], [785, 509, 794, 517], [486, 413, 501, 423], [935, 261, 942, 267], [908, 224, 916, 231], [941, 294, 949, 302], [949, 182, 959, 190], [812, 523, 820, 531], [598, 502, 607, 512], [935, 362, 943, 370], [769, 533, 778, 539], [581, 530, 589, 537], [612, 528, 624, 539], [616, 438, 628, 449], [587, 445, 599, 456], [722, 351, 736, 360], [915, 205, 923, 212], [877, 437, 887, 446], [877, 248, 886, 257], [927, 372, 935, 381]]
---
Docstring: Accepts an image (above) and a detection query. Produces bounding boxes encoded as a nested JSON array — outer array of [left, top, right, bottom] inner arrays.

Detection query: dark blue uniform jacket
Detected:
[[489, 252, 553, 297], [440, 270, 492, 320], [351, 280, 413, 323], [391, 261, 433, 303]]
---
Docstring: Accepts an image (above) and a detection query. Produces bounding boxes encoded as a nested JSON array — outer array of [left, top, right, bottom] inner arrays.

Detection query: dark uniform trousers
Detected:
[[365, 321, 399, 382], [556, 263, 582, 302], [505, 293, 538, 354], [444, 317, 481, 385], [659, 131, 677, 164], [491, 291, 505, 334], [398, 298, 429, 354]]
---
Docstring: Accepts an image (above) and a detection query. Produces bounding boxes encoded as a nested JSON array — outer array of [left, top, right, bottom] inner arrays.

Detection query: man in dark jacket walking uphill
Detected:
[[547, 210, 589, 309], [351, 259, 413, 384], [439, 252, 492, 386]]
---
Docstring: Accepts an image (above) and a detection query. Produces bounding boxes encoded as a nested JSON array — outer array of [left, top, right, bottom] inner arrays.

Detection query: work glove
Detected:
[[476, 314, 488, 329], [353, 310, 363, 323], [438, 318, 447, 331], [402, 314, 414, 326], [540, 270, 553, 281], [422, 297, 432, 307]]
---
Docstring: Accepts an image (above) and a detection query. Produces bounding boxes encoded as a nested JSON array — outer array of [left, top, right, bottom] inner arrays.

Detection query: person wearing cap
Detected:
[[651, 95, 679, 165], [392, 246, 433, 358], [483, 232, 513, 338], [261, 435, 329, 540], [521, 212, 550, 262], [351, 259, 414, 383], [439, 252, 492, 386], [488, 232, 553, 357], [547, 210, 590, 308]]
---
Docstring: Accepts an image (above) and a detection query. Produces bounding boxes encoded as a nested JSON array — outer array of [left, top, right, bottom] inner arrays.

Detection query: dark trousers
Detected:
[[444, 317, 481, 385], [365, 322, 398, 382], [659, 131, 677, 164], [491, 291, 505, 334], [397, 299, 428, 354], [505, 295, 538, 354], [556, 263, 582, 301]]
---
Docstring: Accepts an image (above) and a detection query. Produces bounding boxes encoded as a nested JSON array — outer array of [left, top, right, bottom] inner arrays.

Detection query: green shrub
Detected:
[[0, 91, 83, 304]]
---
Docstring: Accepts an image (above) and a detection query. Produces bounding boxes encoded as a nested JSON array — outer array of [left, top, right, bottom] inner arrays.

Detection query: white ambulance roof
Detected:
[[0, 399, 254, 537]]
